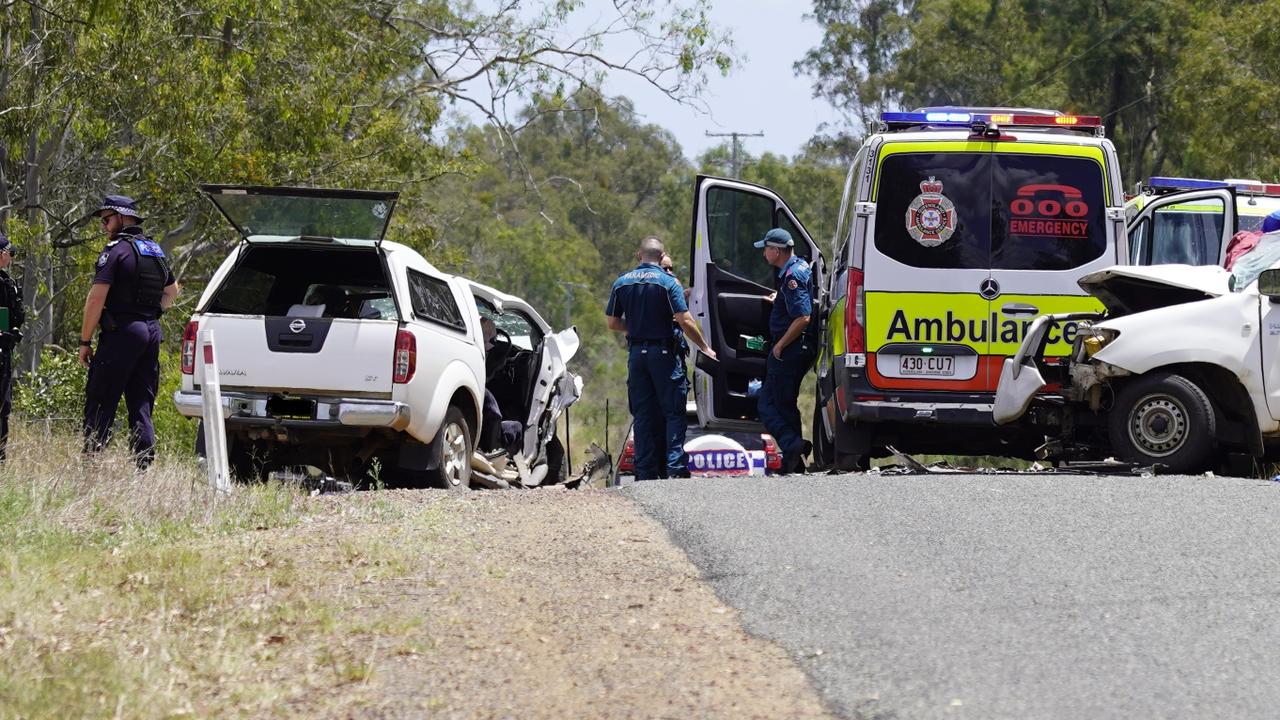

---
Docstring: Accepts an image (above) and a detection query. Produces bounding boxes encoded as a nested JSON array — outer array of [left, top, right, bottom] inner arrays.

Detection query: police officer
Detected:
[[756, 228, 816, 474], [606, 237, 715, 480], [80, 195, 179, 467], [0, 233, 24, 461]]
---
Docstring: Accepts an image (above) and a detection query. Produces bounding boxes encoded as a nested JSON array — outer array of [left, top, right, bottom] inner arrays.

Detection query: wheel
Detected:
[[811, 402, 834, 471], [544, 435, 568, 484], [430, 406, 473, 491], [1108, 372, 1216, 473], [833, 416, 872, 472]]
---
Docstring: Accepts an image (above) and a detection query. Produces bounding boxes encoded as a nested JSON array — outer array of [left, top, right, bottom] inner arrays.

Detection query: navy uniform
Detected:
[[607, 260, 690, 480], [0, 234, 24, 461], [83, 195, 176, 467], [756, 228, 816, 473]]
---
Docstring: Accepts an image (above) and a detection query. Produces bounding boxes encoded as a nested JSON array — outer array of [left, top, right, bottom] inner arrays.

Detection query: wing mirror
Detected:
[[1259, 269, 1280, 301]]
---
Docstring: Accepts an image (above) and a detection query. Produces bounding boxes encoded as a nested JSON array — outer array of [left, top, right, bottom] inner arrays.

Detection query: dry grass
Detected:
[[0, 425, 445, 719]]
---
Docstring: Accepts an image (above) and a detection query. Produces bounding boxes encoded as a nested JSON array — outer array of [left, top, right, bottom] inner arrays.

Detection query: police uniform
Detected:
[[757, 232, 816, 472], [84, 196, 175, 466], [0, 234, 24, 461], [606, 261, 689, 480]]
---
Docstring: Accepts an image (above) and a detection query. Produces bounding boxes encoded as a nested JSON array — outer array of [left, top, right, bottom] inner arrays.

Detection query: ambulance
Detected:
[[1125, 176, 1280, 266], [689, 108, 1132, 470]]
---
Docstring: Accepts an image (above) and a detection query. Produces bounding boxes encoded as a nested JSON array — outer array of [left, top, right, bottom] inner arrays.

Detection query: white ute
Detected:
[[993, 258, 1280, 472], [174, 185, 581, 489]]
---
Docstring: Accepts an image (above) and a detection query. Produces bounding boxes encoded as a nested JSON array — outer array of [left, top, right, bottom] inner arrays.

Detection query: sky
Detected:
[[450, 0, 845, 163], [595, 0, 846, 161]]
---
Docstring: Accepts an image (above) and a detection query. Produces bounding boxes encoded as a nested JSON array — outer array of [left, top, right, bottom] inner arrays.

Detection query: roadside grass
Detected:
[[0, 424, 448, 719]]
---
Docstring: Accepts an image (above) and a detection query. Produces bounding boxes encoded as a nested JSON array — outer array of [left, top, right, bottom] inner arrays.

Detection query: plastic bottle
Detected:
[[747, 378, 762, 397]]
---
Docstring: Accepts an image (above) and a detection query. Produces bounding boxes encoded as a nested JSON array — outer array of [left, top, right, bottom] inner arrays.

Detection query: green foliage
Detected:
[[13, 348, 86, 431]]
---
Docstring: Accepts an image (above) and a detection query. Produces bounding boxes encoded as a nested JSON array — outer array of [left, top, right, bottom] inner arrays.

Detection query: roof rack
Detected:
[[878, 110, 1104, 137]]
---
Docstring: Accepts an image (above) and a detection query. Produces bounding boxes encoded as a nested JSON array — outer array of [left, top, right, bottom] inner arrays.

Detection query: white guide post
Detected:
[[199, 329, 232, 493]]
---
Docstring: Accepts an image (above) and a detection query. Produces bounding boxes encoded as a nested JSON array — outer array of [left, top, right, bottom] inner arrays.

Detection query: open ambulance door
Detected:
[[1127, 188, 1237, 266], [689, 175, 825, 431]]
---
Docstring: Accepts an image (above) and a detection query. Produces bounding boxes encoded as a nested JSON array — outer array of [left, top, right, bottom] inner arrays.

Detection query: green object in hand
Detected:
[[0, 307, 8, 332]]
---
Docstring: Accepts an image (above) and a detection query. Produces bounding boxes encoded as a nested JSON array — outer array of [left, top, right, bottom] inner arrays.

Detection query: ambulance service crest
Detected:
[[905, 176, 956, 247]]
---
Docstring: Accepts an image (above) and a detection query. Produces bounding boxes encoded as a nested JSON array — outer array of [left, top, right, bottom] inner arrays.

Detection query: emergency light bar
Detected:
[[1147, 176, 1280, 197], [879, 111, 1103, 133]]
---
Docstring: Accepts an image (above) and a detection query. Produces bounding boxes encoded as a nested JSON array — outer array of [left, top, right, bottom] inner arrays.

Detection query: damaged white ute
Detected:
[[994, 262, 1280, 472]]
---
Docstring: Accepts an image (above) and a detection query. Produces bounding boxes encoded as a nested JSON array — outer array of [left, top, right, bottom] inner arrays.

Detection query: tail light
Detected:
[[181, 321, 198, 375], [846, 269, 866, 353], [393, 329, 416, 383], [762, 435, 782, 471], [618, 437, 635, 473]]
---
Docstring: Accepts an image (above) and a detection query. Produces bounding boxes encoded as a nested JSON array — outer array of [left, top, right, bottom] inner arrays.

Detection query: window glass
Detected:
[[874, 152, 991, 269], [1129, 218, 1150, 264], [207, 245, 389, 316], [706, 187, 776, 288], [832, 157, 859, 259], [476, 302, 541, 351], [1148, 199, 1225, 265], [408, 270, 466, 331], [990, 154, 1108, 270]]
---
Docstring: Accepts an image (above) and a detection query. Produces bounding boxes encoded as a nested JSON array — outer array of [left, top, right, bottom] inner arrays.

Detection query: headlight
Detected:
[[1080, 327, 1120, 357]]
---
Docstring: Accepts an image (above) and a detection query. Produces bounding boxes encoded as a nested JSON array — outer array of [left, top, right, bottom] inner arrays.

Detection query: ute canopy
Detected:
[[200, 184, 398, 243]]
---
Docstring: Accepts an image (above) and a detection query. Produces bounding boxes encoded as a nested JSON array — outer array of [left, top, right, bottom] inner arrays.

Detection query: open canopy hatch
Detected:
[[200, 184, 399, 244]]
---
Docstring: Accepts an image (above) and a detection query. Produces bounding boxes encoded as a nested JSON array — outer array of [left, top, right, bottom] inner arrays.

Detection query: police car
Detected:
[[1125, 176, 1280, 265], [688, 108, 1158, 469], [174, 185, 581, 489]]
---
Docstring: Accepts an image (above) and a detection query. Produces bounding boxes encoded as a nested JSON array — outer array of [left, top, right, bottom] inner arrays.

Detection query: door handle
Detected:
[[1001, 302, 1039, 316]]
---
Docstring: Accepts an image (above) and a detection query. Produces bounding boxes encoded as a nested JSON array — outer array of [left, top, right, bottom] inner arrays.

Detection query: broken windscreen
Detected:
[[200, 185, 398, 241]]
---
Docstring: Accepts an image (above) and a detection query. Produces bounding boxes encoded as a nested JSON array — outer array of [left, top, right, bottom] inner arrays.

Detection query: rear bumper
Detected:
[[173, 389, 410, 430], [846, 398, 993, 426]]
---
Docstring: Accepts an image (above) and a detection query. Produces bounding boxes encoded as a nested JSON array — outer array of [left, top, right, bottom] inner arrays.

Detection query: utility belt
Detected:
[[628, 337, 675, 349]]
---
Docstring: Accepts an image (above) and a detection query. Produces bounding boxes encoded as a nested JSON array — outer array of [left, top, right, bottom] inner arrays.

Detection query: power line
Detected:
[[705, 130, 764, 179]]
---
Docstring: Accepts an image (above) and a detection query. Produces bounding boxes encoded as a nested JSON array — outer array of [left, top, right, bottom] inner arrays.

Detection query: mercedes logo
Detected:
[[289, 318, 307, 333], [979, 278, 1001, 300]]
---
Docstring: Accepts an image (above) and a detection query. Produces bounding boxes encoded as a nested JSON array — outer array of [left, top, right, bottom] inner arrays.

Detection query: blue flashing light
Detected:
[[1147, 176, 1230, 191], [881, 111, 975, 127]]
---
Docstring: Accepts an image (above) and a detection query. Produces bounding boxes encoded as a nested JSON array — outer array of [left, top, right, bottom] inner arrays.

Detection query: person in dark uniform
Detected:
[[79, 195, 179, 468], [756, 228, 816, 474], [659, 252, 691, 476], [0, 233, 24, 461], [606, 236, 716, 480]]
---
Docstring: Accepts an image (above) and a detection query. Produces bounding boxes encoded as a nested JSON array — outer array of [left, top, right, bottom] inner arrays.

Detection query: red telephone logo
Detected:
[[1010, 184, 1088, 218]]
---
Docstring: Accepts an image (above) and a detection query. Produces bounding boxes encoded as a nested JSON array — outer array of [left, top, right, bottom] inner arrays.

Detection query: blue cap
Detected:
[[753, 228, 794, 248], [1263, 210, 1280, 234], [0, 232, 10, 255], [93, 194, 145, 222]]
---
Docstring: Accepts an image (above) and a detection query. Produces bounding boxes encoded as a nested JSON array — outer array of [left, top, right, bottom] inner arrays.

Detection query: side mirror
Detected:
[[1259, 269, 1280, 300]]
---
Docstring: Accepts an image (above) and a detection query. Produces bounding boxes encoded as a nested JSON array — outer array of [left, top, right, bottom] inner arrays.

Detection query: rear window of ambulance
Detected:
[[990, 154, 1107, 270], [873, 152, 991, 270]]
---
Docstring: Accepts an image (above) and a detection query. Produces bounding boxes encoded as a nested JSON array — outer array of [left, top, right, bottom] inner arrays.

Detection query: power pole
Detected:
[[705, 130, 764, 179]]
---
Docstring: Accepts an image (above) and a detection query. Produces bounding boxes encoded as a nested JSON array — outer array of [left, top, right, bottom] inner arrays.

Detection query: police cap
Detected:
[[93, 194, 145, 222], [1264, 210, 1280, 234], [753, 227, 794, 248]]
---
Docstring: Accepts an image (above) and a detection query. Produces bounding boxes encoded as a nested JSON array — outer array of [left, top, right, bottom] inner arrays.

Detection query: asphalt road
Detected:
[[625, 471, 1280, 720]]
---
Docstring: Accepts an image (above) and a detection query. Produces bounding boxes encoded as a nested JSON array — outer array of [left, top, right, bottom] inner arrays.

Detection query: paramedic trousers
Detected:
[[758, 340, 815, 462], [627, 340, 687, 480], [84, 319, 161, 468]]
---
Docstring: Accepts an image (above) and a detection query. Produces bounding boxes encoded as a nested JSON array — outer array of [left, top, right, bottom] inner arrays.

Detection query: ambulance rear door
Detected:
[[987, 147, 1117, 375], [861, 142, 996, 394], [689, 175, 826, 431], [1126, 188, 1237, 266]]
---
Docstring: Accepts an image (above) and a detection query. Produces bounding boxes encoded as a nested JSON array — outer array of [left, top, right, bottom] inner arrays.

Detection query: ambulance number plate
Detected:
[[898, 355, 955, 376]]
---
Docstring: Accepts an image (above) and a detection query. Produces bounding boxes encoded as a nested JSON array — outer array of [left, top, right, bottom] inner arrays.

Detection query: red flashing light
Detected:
[[762, 435, 782, 471], [618, 437, 635, 473], [393, 329, 416, 383], [181, 321, 198, 375]]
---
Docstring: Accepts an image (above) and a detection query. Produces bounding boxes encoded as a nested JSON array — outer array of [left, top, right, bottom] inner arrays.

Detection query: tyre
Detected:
[[544, 435, 568, 484], [834, 416, 872, 473], [811, 402, 834, 471], [430, 405, 473, 491], [1108, 372, 1216, 473]]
